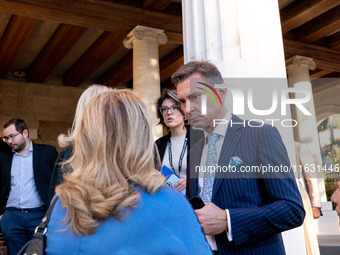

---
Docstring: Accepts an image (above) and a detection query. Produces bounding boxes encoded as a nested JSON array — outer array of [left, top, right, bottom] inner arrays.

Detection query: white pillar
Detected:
[[286, 55, 327, 202], [181, 1, 306, 254], [182, 0, 287, 77], [124, 25, 168, 140], [182, 0, 295, 158]]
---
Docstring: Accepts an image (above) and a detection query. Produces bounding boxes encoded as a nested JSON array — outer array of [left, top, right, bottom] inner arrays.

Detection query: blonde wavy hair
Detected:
[[58, 84, 112, 148], [56, 90, 165, 235]]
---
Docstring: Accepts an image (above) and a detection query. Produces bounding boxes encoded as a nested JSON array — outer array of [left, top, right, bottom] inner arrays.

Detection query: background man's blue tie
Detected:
[[201, 133, 220, 203]]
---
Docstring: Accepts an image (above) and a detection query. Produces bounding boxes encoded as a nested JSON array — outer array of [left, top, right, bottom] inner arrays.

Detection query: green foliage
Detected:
[[332, 114, 340, 129], [319, 114, 340, 202], [325, 143, 340, 202], [321, 141, 340, 162], [324, 175, 337, 201], [318, 114, 340, 131], [327, 144, 340, 165]]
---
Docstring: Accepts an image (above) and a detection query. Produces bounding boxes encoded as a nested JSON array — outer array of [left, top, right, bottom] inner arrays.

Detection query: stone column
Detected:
[[182, 0, 294, 156], [286, 55, 327, 202], [286, 55, 316, 142], [182, 1, 306, 254], [124, 25, 168, 140], [182, 0, 287, 77]]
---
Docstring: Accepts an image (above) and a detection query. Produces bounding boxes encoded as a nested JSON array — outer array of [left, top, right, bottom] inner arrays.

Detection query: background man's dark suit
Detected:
[[0, 143, 58, 215], [187, 115, 305, 254], [0, 141, 9, 152]]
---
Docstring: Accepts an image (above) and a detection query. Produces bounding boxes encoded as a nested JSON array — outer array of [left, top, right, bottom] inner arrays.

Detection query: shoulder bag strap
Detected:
[[34, 196, 59, 234]]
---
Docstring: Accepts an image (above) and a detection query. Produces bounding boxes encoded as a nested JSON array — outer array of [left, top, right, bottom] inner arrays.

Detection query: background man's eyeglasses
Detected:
[[159, 105, 181, 115], [3, 132, 21, 142]]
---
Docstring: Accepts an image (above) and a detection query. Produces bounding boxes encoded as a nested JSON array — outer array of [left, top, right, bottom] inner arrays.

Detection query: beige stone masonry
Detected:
[[124, 25, 168, 140], [0, 79, 84, 151]]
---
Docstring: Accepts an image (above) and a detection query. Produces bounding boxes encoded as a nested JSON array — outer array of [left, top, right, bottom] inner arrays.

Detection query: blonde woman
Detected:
[[47, 84, 112, 203], [45, 90, 211, 254]]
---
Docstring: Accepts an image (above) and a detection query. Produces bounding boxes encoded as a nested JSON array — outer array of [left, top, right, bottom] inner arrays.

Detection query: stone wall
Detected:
[[0, 79, 85, 152]]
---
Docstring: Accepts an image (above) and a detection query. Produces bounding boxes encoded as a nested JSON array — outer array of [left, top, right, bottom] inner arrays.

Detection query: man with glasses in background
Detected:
[[0, 118, 57, 255]]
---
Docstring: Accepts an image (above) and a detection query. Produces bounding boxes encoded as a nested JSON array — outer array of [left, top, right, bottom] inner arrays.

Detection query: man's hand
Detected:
[[173, 176, 187, 191], [195, 202, 228, 235], [312, 207, 321, 219], [0, 214, 2, 220]]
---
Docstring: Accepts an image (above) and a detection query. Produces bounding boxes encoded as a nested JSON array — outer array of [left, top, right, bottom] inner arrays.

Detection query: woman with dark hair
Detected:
[[155, 89, 189, 194]]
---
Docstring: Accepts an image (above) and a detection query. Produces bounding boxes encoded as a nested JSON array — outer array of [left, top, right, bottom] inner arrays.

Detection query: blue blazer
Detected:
[[46, 186, 212, 255], [0, 142, 58, 214], [187, 115, 305, 255]]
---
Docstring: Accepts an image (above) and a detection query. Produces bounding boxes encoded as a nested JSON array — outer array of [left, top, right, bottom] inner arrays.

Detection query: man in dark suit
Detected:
[[0, 118, 58, 255], [173, 61, 305, 254]]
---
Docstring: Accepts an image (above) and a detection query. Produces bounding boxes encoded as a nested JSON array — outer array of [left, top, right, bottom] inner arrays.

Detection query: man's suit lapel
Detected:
[[4, 151, 14, 188], [212, 115, 243, 199], [188, 136, 204, 198], [33, 143, 39, 175]]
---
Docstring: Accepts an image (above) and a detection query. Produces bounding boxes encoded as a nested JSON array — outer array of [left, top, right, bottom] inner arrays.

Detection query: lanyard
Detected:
[[168, 137, 188, 175]]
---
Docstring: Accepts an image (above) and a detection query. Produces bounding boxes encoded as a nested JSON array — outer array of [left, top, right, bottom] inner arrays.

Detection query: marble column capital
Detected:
[[123, 25, 168, 49], [286, 55, 316, 71]]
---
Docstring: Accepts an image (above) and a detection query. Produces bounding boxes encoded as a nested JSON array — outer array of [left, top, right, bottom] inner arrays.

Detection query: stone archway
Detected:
[[314, 81, 340, 201]]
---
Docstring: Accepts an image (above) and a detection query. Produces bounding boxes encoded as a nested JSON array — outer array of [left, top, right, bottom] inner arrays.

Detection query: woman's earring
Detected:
[[184, 117, 188, 124]]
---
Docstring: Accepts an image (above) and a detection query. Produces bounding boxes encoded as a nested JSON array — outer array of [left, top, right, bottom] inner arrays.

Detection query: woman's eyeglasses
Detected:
[[159, 105, 181, 115]]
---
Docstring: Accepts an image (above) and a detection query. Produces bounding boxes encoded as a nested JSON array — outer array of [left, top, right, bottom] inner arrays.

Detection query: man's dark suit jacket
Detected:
[[187, 115, 305, 255], [0, 141, 10, 152], [0, 142, 58, 215]]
